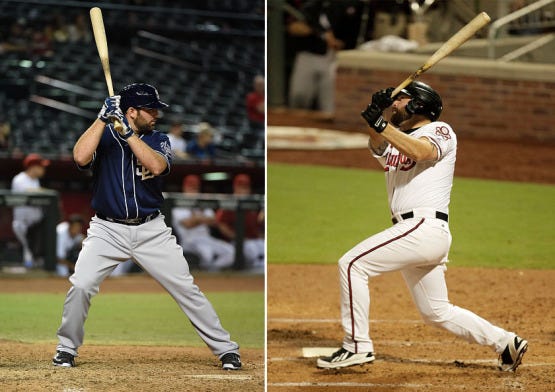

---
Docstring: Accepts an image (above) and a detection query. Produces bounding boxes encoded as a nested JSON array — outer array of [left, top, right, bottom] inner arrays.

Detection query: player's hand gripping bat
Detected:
[[90, 7, 123, 132], [391, 12, 491, 97]]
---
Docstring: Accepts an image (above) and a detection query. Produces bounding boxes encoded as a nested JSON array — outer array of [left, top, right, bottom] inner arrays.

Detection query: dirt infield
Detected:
[[267, 265, 555, 392], [0, 274, 264, 392], [267, 109, 555, 391]]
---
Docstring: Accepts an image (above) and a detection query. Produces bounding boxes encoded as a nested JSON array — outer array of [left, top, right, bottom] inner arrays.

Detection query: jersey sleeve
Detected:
[[153, 132, 172, 176], [420, 122, 456, 161]]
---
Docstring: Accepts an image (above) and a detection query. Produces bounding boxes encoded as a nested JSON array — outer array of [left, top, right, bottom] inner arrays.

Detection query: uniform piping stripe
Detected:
[[109, 126, 129, 218], [130, 155, 139, 219], [347, 218, 425, 353]]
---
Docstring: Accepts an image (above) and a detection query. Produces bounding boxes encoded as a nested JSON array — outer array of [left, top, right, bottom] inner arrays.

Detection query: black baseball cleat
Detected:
[[317, 347, 375, 369], [52, 351, 75, 367], [221, 352, 241, 370], [498, 336, 528, 372]]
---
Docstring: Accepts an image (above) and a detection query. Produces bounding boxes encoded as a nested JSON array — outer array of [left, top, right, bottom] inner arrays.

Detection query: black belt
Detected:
[[96, 211, 160, 226], [392, 211, 448, 225]]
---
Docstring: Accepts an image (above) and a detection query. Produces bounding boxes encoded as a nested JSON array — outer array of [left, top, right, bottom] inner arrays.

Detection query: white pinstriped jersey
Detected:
[[373, 121, 457, 215]]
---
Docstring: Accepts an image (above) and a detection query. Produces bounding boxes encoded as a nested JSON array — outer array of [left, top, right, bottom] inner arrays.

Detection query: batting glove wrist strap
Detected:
[[119, 127, 134, 139], [371, 116, 388, 133]]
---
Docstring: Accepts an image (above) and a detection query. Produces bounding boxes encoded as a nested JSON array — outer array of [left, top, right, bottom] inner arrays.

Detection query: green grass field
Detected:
[[268, 163, 554, 269], [0, 292, 263, 348]]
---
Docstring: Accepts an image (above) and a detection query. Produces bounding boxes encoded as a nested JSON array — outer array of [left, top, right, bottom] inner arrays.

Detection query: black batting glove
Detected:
[[361, 103, 388, 133], [372, 87, 395, 110]]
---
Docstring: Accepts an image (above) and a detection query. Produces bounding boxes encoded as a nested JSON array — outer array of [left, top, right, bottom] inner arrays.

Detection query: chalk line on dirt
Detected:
[[268, 318, 422, 324]]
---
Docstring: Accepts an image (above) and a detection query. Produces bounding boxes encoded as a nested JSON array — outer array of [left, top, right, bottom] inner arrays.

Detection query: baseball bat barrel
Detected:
[[90, 7, 123, 131], [391, 12, 491, 97]]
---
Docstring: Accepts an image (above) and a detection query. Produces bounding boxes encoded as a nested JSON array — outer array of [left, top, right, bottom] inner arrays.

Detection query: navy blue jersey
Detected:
[[79, 124, 172, 219]]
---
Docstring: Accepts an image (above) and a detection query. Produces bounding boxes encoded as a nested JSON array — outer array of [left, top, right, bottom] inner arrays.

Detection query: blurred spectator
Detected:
[[216, 174, 264, 272], [167, 121, 189, 160], [30, 28, 53, 58], [187, 122, 216, 161], [172, 175, 235, 271], [0, 115, 10, 150], [51, 13, 69, 43], [287, 1, 364, 117], [0, 20, 29, 54], [67, 13, 92, 43], [55, 214, 84, 277], [11, 153, 50, 269], [246, 74, 265, 131]]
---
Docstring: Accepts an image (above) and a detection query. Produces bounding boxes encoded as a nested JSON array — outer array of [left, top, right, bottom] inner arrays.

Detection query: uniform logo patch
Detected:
[[161, 140, 171, 158], [435, 126, 451, 140]]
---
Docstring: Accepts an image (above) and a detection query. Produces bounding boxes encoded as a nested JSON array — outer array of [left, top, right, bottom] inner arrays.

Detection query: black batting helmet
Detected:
[[119, 83, 169, 113], [399, 81, 442, 121]]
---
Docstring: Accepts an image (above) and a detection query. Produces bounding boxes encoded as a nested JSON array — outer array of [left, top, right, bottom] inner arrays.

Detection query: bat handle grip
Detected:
[[113, 119, 123, 132]]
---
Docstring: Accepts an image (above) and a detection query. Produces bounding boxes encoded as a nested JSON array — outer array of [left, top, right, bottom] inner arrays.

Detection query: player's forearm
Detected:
[[73, 119, 105, 166], [380, 125, 435, 162], [368, 132, 388, 156], [126, 135, 167, 176]]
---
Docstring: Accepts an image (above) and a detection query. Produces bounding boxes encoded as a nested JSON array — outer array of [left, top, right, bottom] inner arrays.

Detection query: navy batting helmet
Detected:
[[400, 81, 442, 121], [119, 83, 169, 113]]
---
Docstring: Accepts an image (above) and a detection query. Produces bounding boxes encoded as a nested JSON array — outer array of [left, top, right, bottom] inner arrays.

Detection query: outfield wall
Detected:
[[335, 50, 555, 143]]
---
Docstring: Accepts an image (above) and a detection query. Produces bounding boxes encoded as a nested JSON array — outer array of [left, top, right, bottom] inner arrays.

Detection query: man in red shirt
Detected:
[[246, 75, 264, 131], [216, 174, 264, 271]]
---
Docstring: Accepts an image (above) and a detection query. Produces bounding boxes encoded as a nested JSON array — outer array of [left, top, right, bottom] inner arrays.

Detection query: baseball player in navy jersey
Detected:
[[52, 83, 241, 370], [317, 81, 528, 372]]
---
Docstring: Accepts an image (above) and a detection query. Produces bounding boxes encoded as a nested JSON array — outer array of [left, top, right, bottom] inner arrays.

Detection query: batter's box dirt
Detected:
[[0, 342, 264, 392], [268, 264, 555, 392]]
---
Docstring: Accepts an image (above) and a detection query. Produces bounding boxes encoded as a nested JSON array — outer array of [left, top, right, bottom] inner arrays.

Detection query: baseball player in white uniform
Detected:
[[317, 82, 528, 372], [172, 175, 234, 271], [11, 153, 50, 269], [55, 215, 85, 277]]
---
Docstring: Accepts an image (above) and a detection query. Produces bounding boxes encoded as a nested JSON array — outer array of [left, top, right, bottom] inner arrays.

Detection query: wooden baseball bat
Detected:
[[391, 12, 491, 97], [89, 7, 123, 131]]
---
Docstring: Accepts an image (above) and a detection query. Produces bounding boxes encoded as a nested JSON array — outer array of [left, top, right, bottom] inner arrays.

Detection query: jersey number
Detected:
[[136, 163, 154, 180]]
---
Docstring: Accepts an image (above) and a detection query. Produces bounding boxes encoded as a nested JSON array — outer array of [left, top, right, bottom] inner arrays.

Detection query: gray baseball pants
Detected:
[[56, 215, 239, 357]]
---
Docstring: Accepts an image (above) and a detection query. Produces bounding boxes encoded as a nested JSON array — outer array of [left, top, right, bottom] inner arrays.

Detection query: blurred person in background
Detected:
[[246, 74, 265, 131], [287, 0, 364, 118], [67, 13, 92, 43], [172, 175, 235, 271], [187, 122, 216, 162], [216, 174, 264, 272], [56, 214, 84, 277], [0, 114, 10, 149], [11, 153, 50, 269], [166, 120, 189, 160]]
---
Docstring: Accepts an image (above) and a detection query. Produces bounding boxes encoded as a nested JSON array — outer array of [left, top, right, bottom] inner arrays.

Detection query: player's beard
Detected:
[[390, 107, 412, 127], [135, 112, 155, 133]]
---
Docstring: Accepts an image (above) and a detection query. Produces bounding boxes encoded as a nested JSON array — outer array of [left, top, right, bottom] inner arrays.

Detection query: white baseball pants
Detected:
[[56, 215, 239, 357], [339, 217, 515, 354], [288, 51, 336, 114]]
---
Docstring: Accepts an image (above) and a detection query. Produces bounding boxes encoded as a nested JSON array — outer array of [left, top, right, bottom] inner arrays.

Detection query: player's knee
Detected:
[[69, 276, 100, 297], [419, 303, 453, 326], [338, 253, 352, 272]]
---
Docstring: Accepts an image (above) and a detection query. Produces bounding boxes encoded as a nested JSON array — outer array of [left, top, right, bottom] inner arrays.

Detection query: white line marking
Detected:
[[184, 374, 253, 380], [302, 347, 336, 357], [269, 382, 431, 388], [269, 318, 422, 324], [270, 356, 555, 367]]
